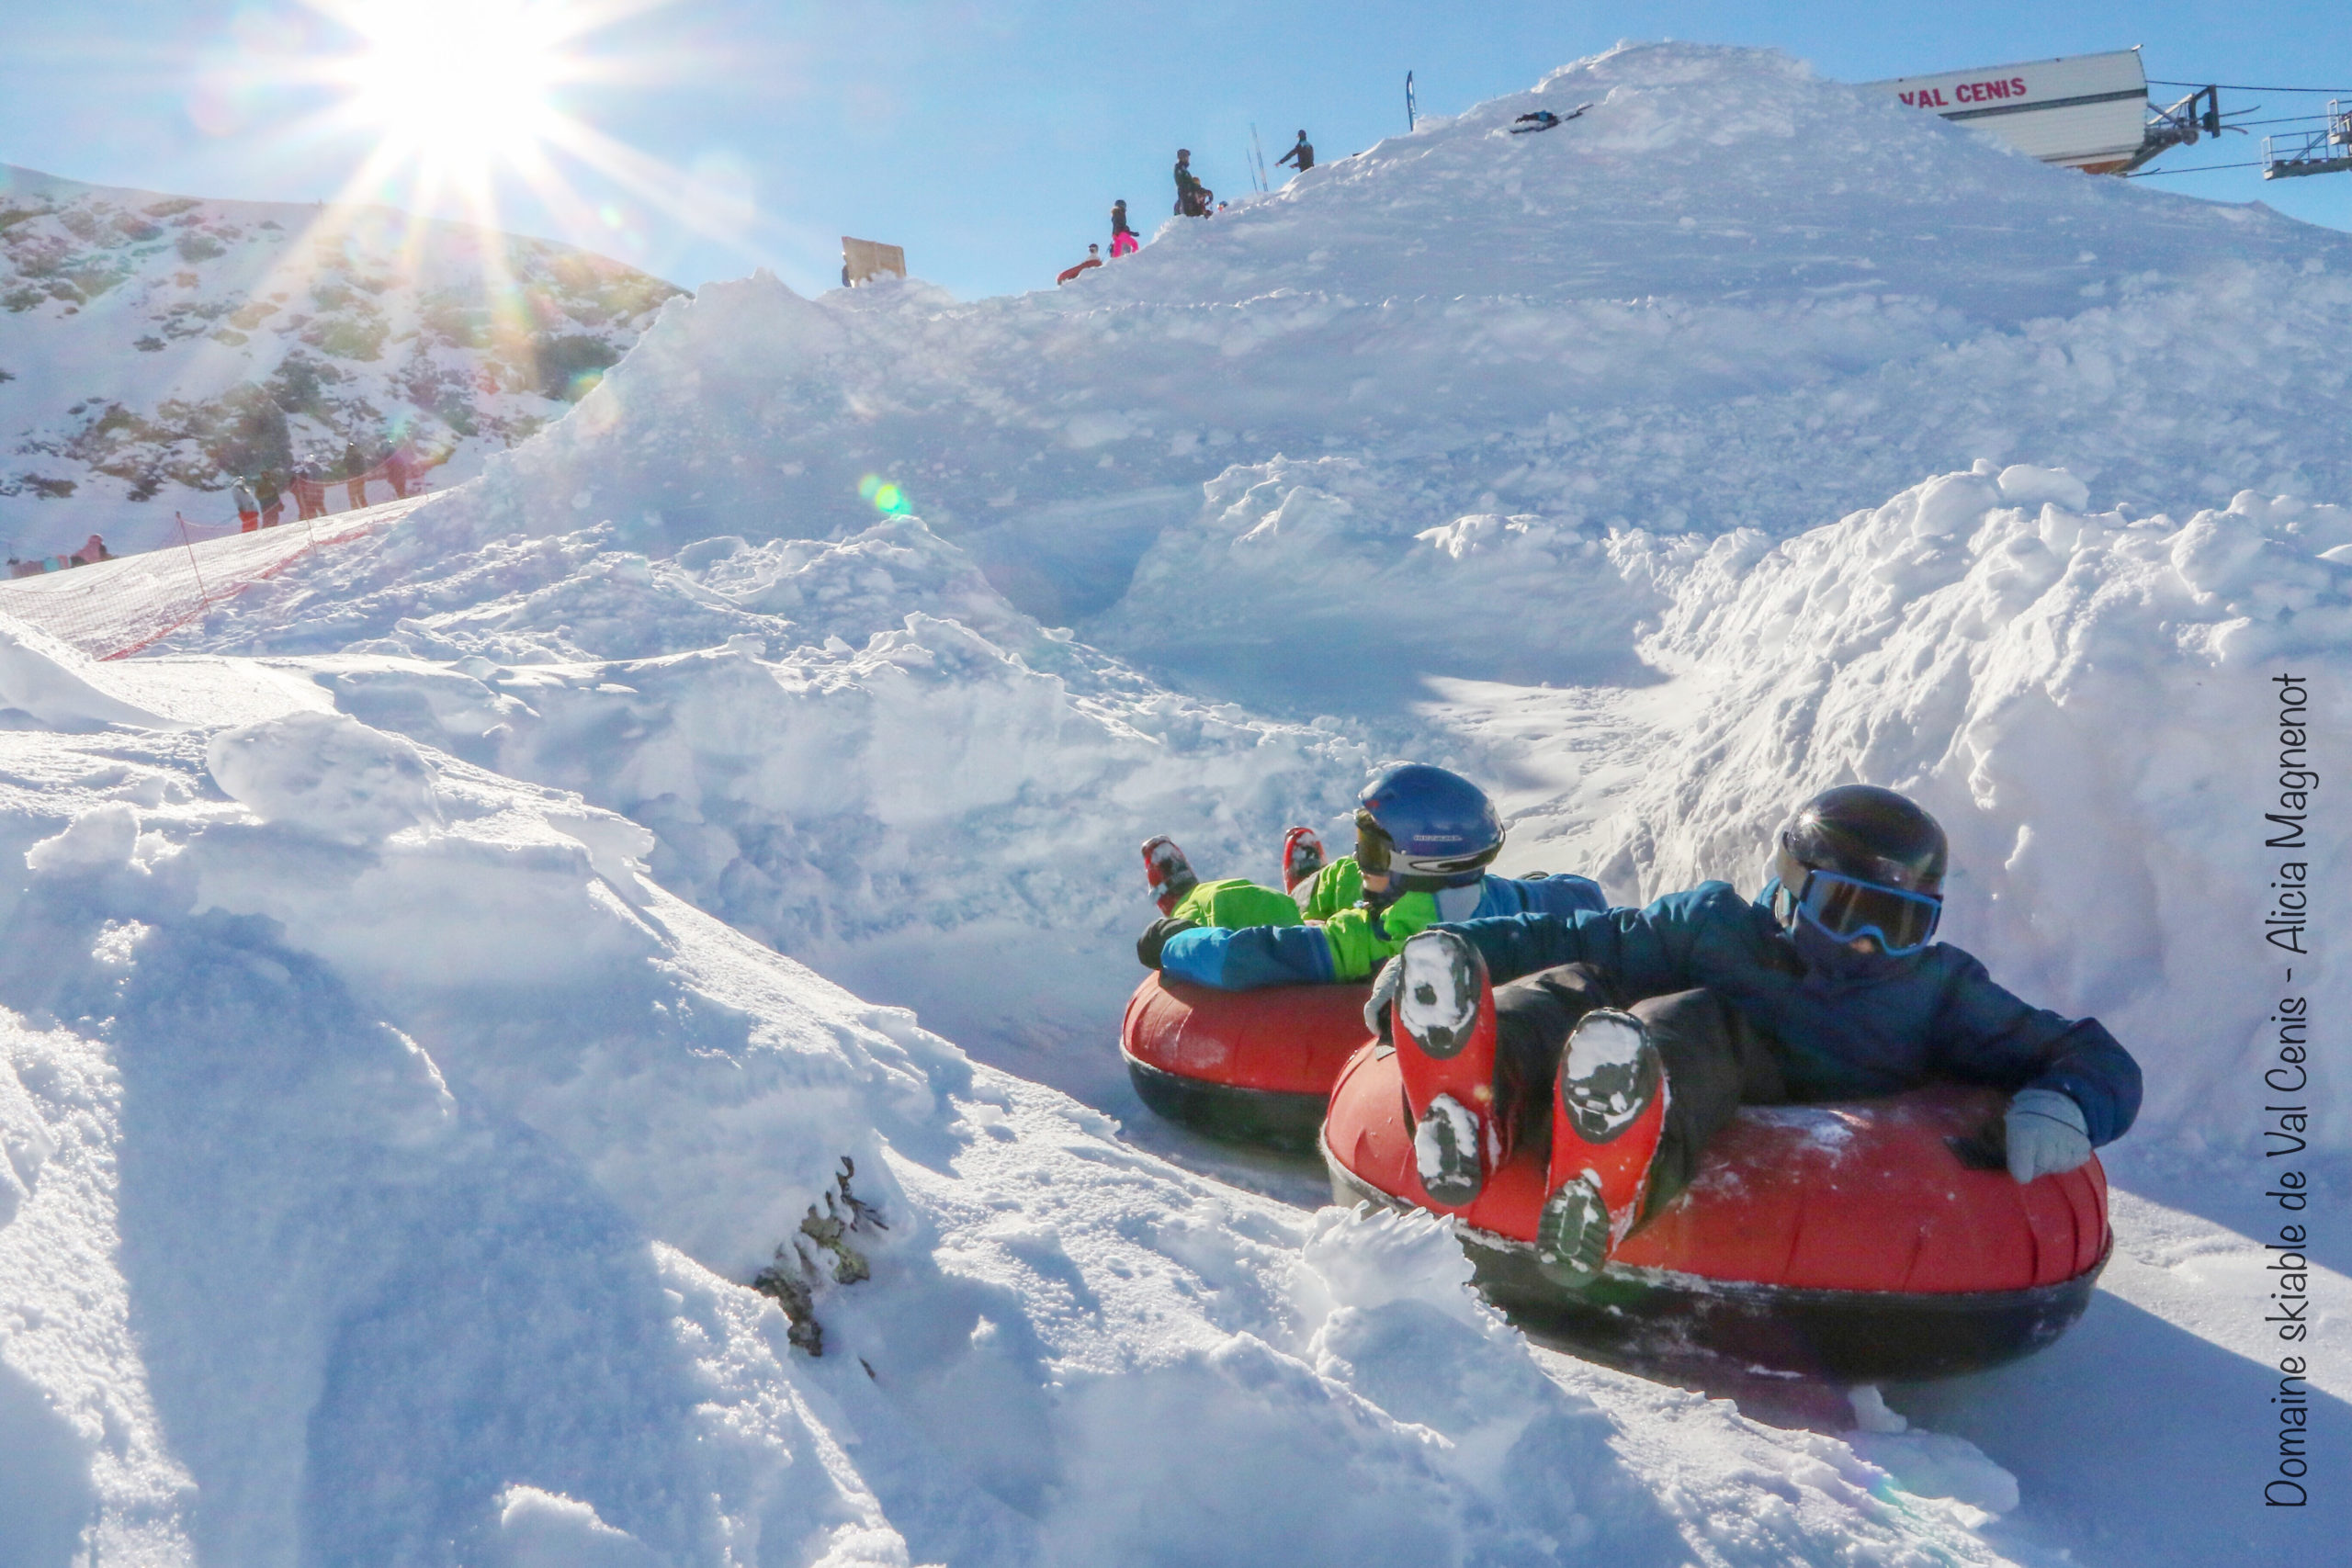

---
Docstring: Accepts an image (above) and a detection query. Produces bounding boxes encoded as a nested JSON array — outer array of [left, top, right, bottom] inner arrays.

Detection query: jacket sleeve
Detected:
[[1448, 887, 1714, 989], [1510, 873, 1610, 918], [1318, 901, 1435, 980], [1301, 857, 1364, 920], [1928, 954, 2143, 1146], [1158, 922, 1336, 989]]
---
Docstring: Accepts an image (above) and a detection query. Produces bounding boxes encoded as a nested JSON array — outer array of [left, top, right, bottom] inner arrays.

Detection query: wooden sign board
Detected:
[[842, 236, 907, 287]]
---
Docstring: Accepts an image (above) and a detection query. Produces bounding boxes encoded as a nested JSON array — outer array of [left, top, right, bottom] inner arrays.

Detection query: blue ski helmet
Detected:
[[1355, 764, 1504, 891]]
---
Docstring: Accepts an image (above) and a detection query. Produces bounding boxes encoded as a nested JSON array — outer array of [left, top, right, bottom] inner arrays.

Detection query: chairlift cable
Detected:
[[2117, 160, 2277, 175], [2150, 79, 2352, 93]]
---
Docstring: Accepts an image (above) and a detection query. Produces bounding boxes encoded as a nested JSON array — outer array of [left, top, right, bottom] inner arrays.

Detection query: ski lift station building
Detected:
[[1865, 49, 2191, 175]]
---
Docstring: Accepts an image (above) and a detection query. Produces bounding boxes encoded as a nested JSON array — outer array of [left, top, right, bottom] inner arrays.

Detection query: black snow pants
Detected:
[[1490, 962, 1788, 1224]]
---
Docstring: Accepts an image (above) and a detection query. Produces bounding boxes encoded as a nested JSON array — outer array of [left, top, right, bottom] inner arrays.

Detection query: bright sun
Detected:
[[324, 0, 583, 186], [268, 0, 747, 272]]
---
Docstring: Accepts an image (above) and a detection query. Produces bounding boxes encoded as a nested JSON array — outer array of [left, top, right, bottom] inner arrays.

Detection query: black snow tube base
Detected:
[[1327, 1136, 2109, 1383], [1125, 1048, 1328, 1151]]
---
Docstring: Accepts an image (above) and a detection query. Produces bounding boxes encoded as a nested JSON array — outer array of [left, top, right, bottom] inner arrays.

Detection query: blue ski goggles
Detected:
[[1781, 869, 1942, 956]]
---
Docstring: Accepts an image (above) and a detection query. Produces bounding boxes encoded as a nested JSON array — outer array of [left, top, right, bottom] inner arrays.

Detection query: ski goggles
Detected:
[[1786, 869, 1941, 955], [1353, 809, 1501, 882]]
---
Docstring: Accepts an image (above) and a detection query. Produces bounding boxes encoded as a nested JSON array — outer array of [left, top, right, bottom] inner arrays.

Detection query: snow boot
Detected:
[[1535, 1010, 1668, 1288], [1140, 835, 1198, 917], [1282, 826, 1326, 895], [1390, 929, 1502, 1208]]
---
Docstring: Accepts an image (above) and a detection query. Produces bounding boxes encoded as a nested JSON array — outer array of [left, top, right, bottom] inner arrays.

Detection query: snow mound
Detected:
[[263, 41, 2352, 682], [141, 47, 2352, 1157], [0, 710, 2032, 1566], [1544, 465, 2351, 1153], [0, 615, 172, 730]]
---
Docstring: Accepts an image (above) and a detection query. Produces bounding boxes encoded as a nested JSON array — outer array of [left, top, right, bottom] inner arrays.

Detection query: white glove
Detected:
[[1364, 953, 1405, 1042], [2004, 1089, 2091, 1183]]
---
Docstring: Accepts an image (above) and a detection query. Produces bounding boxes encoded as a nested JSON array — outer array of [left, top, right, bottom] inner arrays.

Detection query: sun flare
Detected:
[[325, 0, 582, 187], [248, 1, 753, 280]]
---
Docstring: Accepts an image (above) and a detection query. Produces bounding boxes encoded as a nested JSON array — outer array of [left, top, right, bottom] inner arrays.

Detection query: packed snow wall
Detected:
[[1566, 466, 2352, 1156]]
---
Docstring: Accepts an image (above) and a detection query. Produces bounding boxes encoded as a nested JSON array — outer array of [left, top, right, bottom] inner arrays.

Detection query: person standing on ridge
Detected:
[[1277, 130, 1314, 175], [290, 461, 326, 521], [1110, 200, 1138, 257], [1172, 150, 1212, 217]]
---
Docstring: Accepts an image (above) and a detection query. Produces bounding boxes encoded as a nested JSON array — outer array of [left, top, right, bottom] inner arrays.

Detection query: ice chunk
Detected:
[[206, 710, 441, 845], [1995, 464, 2090, 512], [493, 1487, 662, 1568], [24, 802, 141, 876]]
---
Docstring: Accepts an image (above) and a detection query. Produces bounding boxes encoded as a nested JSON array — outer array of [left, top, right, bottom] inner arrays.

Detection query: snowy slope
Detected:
[[0, 164, 678, 557], [0, 631, 2047, 1567], [131, 43, 2347, 1160], [0, 38, 2347, 1568], [327, 42, 2352, 681]]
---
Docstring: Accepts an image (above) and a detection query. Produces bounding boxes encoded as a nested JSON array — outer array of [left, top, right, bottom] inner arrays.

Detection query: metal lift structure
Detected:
[[2264, 103, 2352, 179], [1875, 46, 2352, 186], [1866, 49, 2236, 175]]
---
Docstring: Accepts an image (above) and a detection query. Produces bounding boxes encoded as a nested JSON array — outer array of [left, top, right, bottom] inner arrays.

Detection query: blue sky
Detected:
[[7, 3, 2352, 299]]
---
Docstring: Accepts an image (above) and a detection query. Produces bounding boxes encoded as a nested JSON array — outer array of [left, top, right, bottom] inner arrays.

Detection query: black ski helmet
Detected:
[[1355, 764, 1504, 892], [1176, 149, 1191, 160], [1770, 784, 1947, 953], [1775, 784, 1947, 895]]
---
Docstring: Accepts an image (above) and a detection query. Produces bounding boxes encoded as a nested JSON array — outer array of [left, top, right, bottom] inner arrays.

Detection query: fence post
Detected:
[[176, 513, 211, 604]]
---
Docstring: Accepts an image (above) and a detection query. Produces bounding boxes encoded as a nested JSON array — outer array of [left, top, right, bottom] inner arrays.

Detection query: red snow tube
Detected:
[[1322, 1043, 2111, 1380], [1120, 975, 1372, 1149]]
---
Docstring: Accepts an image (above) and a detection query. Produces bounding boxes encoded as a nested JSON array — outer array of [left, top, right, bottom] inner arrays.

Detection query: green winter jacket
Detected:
[[1159, 863, 1611, 988], [1170, 856, 1465, 981]]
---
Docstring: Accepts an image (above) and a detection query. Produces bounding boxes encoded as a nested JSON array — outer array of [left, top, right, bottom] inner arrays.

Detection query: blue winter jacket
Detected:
[[1448, 882, 2143, 1146], [1158, 872, 1608, 991]]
